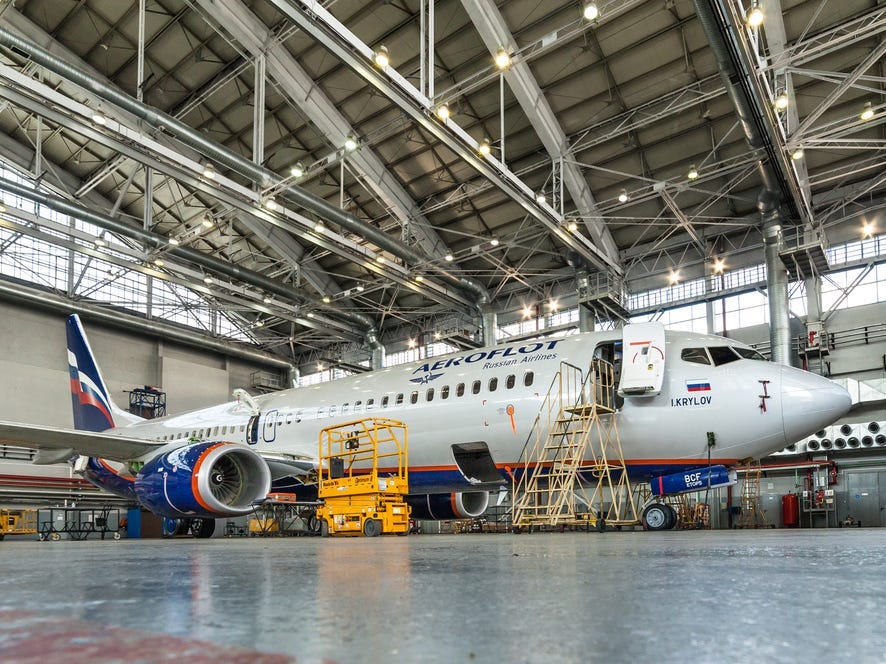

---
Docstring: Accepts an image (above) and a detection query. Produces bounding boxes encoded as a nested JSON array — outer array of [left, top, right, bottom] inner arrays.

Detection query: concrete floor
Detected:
[[1, 530, 885, 663]]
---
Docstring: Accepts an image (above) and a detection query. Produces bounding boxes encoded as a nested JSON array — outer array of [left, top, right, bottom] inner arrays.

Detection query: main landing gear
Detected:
[[161, 517, 216, 539]]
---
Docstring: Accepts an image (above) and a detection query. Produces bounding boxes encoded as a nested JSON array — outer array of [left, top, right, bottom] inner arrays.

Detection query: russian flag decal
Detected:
[[686, 380, 711, 392]]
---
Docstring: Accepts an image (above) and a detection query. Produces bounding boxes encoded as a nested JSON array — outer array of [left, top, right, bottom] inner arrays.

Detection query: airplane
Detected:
[[0, 314, 851, 535]]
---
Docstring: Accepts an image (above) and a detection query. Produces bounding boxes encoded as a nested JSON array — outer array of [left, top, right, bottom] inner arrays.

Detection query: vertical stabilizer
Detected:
[[66, 314, 143, 431]]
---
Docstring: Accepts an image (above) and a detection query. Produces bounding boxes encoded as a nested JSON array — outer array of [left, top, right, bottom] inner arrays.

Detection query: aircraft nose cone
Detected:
[[781, 367, 851, 443]]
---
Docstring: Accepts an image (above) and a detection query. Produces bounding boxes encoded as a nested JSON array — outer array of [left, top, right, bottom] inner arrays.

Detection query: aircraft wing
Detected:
[[0, 420, 162, 463]]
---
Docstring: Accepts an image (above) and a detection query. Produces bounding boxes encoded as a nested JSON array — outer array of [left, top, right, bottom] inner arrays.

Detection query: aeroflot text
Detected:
[[413, 339, 563, 374]]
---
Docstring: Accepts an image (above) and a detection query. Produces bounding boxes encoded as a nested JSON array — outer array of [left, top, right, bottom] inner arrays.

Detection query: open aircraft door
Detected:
[[618, 322, 666, 397]]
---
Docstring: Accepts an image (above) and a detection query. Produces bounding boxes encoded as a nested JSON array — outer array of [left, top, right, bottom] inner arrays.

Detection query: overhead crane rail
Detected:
[[315, 418, 411, 537]]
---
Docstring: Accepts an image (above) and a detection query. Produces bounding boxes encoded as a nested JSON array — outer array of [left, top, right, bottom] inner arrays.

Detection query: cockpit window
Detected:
[[681, 348, 711, 365], [708, 346, 741, 366], [733, 347, 766, 361]]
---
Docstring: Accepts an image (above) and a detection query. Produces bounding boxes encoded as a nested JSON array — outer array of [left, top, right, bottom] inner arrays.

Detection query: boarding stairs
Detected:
[[511, 359, 639, 530]]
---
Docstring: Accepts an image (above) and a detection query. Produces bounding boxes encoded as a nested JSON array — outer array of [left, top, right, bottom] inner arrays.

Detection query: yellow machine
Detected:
[[315, 418, 410, 537], [0, 509, 38, 540]]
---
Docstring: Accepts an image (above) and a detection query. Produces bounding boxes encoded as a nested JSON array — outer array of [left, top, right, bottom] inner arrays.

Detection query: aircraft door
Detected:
[[618, 322, 666, 397], [247, 414, 260, 445], [263, 409, 279, 443]]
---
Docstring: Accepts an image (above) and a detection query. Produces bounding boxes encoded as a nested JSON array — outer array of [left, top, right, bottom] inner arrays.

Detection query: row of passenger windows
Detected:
[[150, 370, 536, 441], [680, 346, 765, 366]]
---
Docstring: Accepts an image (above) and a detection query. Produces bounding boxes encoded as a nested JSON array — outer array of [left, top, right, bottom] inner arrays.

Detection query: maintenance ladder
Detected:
[[511, 359, 639, 530]]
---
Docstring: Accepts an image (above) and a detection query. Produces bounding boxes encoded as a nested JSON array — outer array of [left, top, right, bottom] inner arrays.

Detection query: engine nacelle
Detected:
[[134, 442, 271, 519], [406, 491, 490, 520]]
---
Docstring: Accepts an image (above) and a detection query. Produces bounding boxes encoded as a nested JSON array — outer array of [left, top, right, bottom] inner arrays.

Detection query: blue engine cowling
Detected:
[[134, 441, 271, 519], [406, 491, 490, 520]]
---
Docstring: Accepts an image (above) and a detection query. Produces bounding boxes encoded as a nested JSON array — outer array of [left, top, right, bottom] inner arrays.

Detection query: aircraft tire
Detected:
[[664, 504, 678, 530], [363, 518, 382, 537], [642, 503, 673, 531], [162, 518, 189, 538], [191, 518, 216, 539]]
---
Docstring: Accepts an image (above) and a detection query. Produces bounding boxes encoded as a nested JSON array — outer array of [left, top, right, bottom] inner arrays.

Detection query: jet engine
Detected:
[[406, 491, 490, 520], [134, 442, 271, 518]]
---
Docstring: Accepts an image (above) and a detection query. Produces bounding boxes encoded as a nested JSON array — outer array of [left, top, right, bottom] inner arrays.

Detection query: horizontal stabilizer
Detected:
[[0, 421, 162, 462]]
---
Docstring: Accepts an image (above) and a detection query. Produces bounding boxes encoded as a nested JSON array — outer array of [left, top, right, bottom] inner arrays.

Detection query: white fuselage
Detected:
[[104, 328, 851, 491]]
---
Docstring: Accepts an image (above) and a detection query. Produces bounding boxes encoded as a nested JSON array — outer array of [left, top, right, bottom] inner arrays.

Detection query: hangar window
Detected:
[[489, 377, 498, 392], [395, 393, 404, 405], [733, 347, 765, 361], [456, 383, 465, 397], [472, 380, 481, 395], [366, 398, 375, 410], [524, 372, 534, 387], [441, 385, 450, 399], [506, 374, 515, 389], [681, 348, 711, 365], [426, 388, 434, 401], [410, 391, 418, 404], [708, 346, 741, 366]]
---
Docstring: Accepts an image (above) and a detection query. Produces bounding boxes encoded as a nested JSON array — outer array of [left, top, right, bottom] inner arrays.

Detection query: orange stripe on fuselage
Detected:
[[99, 459, 135, 482], [191, 443, 225, 513]]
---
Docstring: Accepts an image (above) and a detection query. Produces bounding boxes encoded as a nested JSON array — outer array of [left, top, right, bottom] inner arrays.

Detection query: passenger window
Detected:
[[317, 407, 327, 419], [383, 396, 390, 408], [295, 409, 303, 423], [456, 383, 465, 397], [240, 424, 246, 432], [395, 393, 404, 405], [506, 374, 515, 389], [329, 405, 337, 417], [426, 388, 434, 401], [681, 348, 711, 365], [366, 398, 375, 410], [410, 391, 418, 404], [734, 347, 766, 361], [342, 403, 349, 415], [524, 371, 534, 387], [472, 380, 481, 395], [489, 377, 498, 392], [285, 413, 292, 425], [441, 385, 450, 400], [708, 346, 741, 366], [354, 400, 362, 412]]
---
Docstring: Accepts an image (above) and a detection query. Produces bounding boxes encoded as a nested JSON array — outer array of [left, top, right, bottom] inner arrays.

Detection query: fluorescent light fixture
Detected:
[[746, 2, 764, 27], [374, 45, 389, 69], [290, 162, 304, 178], [436, 105, 451, 121], [494, 49, 511, 69], [583, 2, 599, 20], [618, 189, 629, 203], [860, 102, 875, 121], [687, 165, 698, 180]]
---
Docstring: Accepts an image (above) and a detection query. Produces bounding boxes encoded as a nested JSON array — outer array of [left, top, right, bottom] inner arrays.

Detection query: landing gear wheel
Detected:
[[320, 520, 329, 537], [190, 518, 216, 538], [665, 504, 678, 530], [642, 503, 674, 531], [363, 518, 382, 537], [162, 518, 189, 538]]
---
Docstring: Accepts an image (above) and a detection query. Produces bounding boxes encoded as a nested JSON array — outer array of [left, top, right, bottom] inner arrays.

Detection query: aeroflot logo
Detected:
[[411, 339, 563, 383]]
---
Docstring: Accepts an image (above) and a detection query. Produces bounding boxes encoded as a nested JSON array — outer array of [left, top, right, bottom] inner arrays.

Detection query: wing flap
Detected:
[[0, 421, 161, 462]]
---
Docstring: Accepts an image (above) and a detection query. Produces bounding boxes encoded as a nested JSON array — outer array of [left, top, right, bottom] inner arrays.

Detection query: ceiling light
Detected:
[[344, 135, 359, 152], [860, 102, 875, 122], [746, 2, 764, 27], [322, 296, 331, 304], [566, 220, 578, 232], [255, 320, 264, 328], [583, 2, 599, 21], [264, 197, 278, 211], [313, 222, 324, 233], [415, 275, 424, 282], [774, 92, 789, 110], [522, 305, 533, 319], [376, 255, 386, 264], [167, 237, 180, 246], [490, 237, 500, 247], [91, 111, 107, 125], [791, 148, 804, 160], [434, 332, 441, 340], [317, 362, 324, 370], [203, 276, 213, 285], [494, 49, 511, 70], [0, 204, 6, 213], [93, 237, 107, 247], [374, 45, 389, 69], [444, 253, 454, 262], [201, 215, 214, 228], [547, 299, 558, 311], [535, 192, 546, 204], [290, 162, 305, 178], [202, 162, 216, 179], [153, 258, 165, 267], [862, 221, 875, 238], [407, 338, 416, 349], [263, 296, 272, 304], [713, 258, 725, 274], [687, 165, 699, 180], [307, 312, 315, 318], [669, 270, 680, 284], [618, 189, 629, 203], [478, 138, 491, 156], [356, 284, 365, 292], [436, 104, 451, 121]]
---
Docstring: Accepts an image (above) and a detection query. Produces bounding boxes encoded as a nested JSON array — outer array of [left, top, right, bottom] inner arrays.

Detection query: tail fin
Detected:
[[66, 314, 143, 431]]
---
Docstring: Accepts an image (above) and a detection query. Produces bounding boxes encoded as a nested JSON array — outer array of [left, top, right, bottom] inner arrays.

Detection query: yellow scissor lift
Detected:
[[315, 418, 411, 537]]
